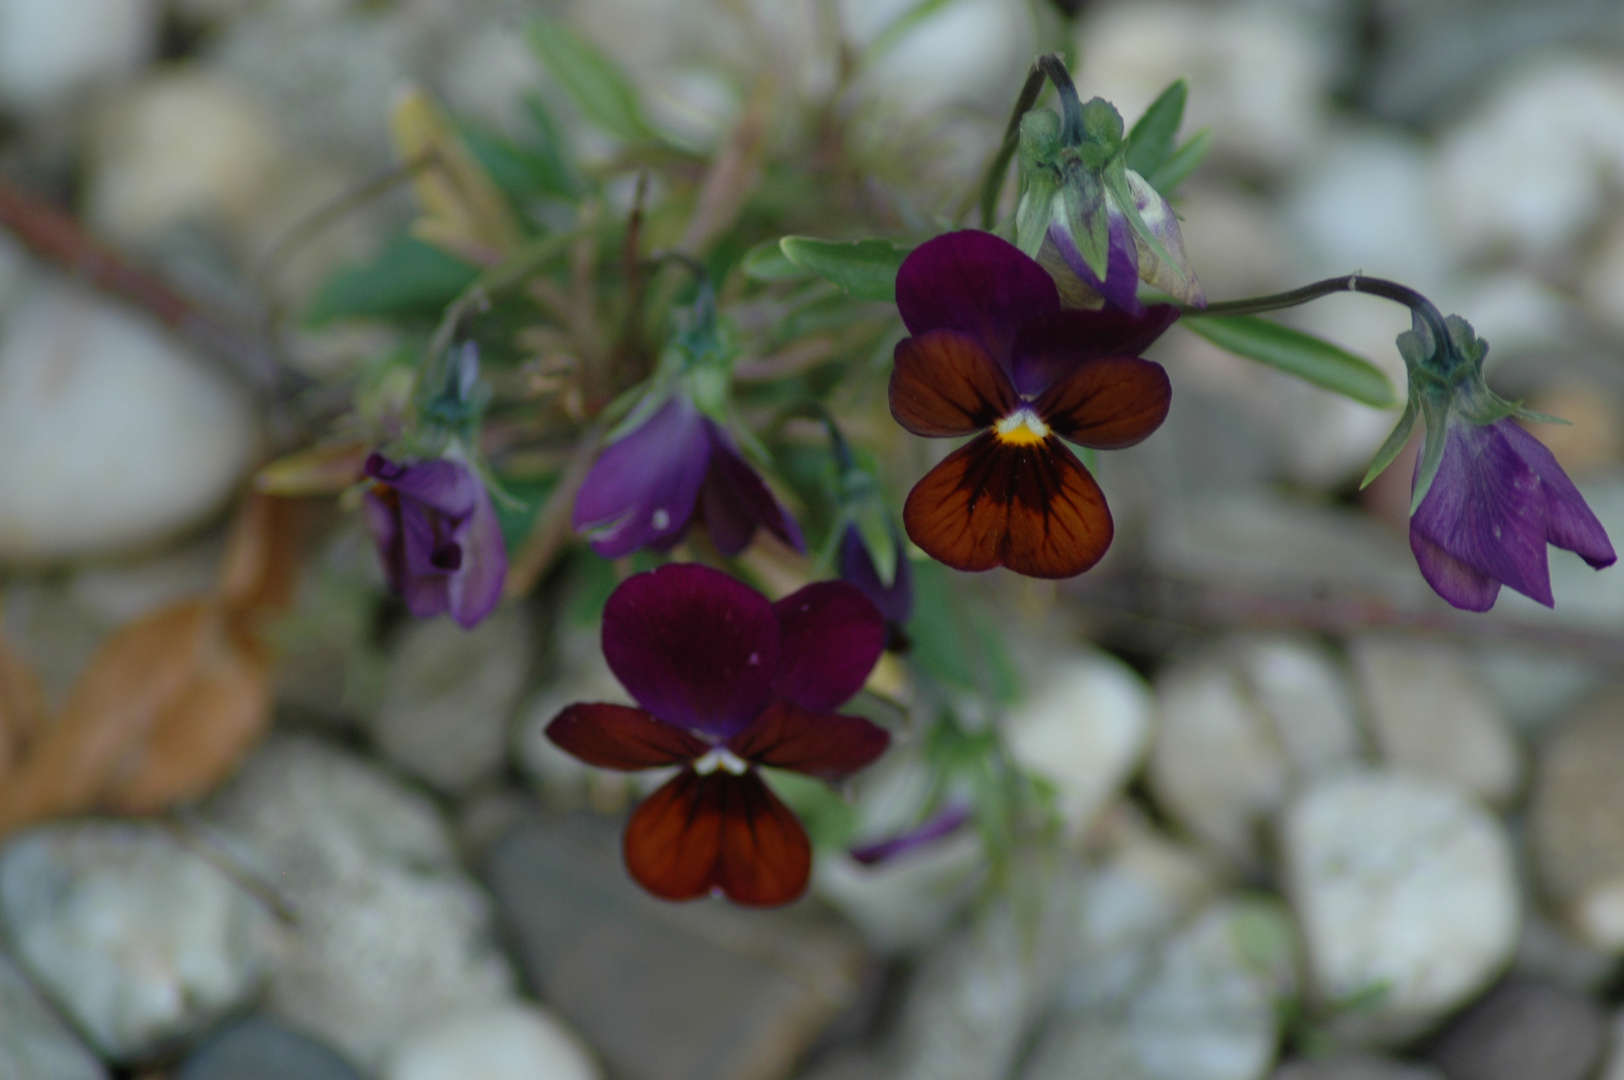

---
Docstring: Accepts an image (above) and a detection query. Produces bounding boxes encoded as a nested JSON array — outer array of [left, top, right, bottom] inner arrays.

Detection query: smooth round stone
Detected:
[[0, 821, 275, 1061], [0, 949, 106, 1080], [0, 279, 257, 563], [1272, 1057, 1442, 1080], [1423, 978, 1604, 1080], [0, 0, 159, 113], [384, 1002, 601, 1080], [1282, 772, 1519, 1046], [176, 1017, 359, 1080], [1004, 651, 1153, 838]]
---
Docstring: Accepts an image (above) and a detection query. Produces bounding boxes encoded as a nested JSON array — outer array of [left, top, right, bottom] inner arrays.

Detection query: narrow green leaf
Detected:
[[1126, 79, 1187, 179], [527, 16, 656, 143], [778, 236, 913, 303], [1361, 397, 1418, 488], [741, 238, 811, 282], [1183, 314, 1399, 408], [304, 235, 480, 325], [980, 64, 1048, 230], [1145, 129, 1212, 196]]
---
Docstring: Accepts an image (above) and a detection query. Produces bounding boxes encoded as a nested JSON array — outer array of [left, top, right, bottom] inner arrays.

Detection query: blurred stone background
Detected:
[[5, 1, 1624, 1079]]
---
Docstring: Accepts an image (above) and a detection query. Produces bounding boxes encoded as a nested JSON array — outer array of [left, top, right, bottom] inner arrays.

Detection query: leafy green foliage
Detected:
[[778, 236, 914, 303], [1125, 79, 1187, 179], [1183, 313, 1399, 408], [304, 235, 480, 325], [527, 15, 660, 144], [907, 561, 1020, 703], [1144, 129, 1212, 196]]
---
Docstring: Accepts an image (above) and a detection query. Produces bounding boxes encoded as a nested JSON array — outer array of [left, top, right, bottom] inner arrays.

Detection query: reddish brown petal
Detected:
[[890, 330, 1018, 438], [546, 703, 707, 770], [728, 700, 890, 780], [903, 433, 1114, 579], [623, 769, 811, 906], [1033, 356, 1171, 449]]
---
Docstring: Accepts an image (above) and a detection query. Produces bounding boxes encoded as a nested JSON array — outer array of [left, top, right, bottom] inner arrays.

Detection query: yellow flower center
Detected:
[[994, 408, 1050, 446]]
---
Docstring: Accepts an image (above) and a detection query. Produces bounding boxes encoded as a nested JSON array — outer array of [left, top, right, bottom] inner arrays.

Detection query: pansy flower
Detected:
[[362, 453, 507, 627], [890, 230, 1174, 578], [545, 563, 889, 906], [573, 393, 804, 559], [1410, 417, 1615, 611]]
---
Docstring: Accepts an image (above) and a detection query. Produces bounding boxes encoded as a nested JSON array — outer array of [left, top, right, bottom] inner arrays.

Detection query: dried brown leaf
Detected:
[[218, 492, 304, 643]]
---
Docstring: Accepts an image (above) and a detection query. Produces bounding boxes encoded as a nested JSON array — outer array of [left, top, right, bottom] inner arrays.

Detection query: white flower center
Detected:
[[693, 747, 750, 775]]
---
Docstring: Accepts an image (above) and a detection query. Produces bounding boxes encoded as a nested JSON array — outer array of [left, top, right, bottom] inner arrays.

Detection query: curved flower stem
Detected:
[[1181, 273, 1450, 351]]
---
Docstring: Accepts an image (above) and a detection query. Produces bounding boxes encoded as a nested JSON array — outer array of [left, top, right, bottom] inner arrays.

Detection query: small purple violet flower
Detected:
[[362, 452, 507, 627], [1410, 418, 1615, 611], [573, 393, 804, 559]]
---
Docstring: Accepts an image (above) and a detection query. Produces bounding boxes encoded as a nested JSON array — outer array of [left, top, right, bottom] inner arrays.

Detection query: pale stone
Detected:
[[203, 737, 515, 1072], [1283, 771, 1519, 1045], [0, 949, 107, 1080], [841, 0, 1035, 120], [1149, 636, 1362, 865], [0, 822, 275, 1061], [515, 626, 634, 807], [384, 1002, 602, 1080], [371, 606, 533, 793], [1585, 216, 1624, 339], [0, 0, 159, 113], [1596, 1004, 1624, 1080], [87, 71, 287, 246], [1003, 651, 1155, 838], [1347, 635, 1523, 806], [0, 279, 257, 562]]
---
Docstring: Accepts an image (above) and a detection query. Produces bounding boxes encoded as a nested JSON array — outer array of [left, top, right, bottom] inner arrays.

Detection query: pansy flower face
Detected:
[[546, 563, 889, 906], [362, 453, 507, 628], [890, 231, 1175, 579]]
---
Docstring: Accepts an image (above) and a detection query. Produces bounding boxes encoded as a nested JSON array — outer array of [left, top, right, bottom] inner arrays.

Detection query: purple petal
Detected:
[[1049, 213, 1141, 315], [601, 563, 779, 737], [390, 493, 455, 618], [364, 454, 477, 518], [1499, 421, 1618, 570], [1410, 528, 1502, 612], [895, 231, 1059, 368], [838, 524, 913, 627], [1410, 420, 1553, 607], [446, 476, 508, 628], [772, 580, 885, 712], [362, 488, 405, 595], [698, 423, 806, 556], [850, 803, 972, 866], [573, 395, 712, 558], [1008, 305, 1179, 397]]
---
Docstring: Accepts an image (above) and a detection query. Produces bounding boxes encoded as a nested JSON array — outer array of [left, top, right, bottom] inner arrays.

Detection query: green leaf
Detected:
[[1145, 128, 1211, 196], [907, 561, 1020, 703], [1125, 79, 1187, 179], [741, 238, 811, 282], [778, 236, 913, 303], [303, 234, 480, 325], [1183, 314, 1399, 408], [1361, 397, 1418, 488], [527, 16, 657, 143]]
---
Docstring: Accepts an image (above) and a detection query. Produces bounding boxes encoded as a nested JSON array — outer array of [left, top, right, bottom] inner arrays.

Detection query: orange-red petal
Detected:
[[889, 330, 1018, 438], [1033, 356, 1171, 450], [902, 432, 1113, 579], [546, 703, 709, 769], [623, 769, 812, 907], [728, 699, 890, 781]]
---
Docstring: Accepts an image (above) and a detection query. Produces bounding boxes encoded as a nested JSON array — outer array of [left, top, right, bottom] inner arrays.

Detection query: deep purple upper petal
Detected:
[[895, 231, 1059, 368], [1049, 214, 1142, 315], [446, 475, 508, 628], [1410, 420, 1553, 607], [600, 563, 779, 737], [573, 395, 712, 558], [697, 424, 806, 556], [772, 580, 885, 712], [1499, 421, 1618, 570], [364, 454, 478, 518], [838, 523, 913, 626], [1008, 305, 1179, 397]]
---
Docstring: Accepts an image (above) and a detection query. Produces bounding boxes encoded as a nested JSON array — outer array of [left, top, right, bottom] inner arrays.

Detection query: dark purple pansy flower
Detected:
[[849, 803, 972, 866], [546, 563, 889, 906], [1410, 418, 1615, 611], [362, 452, 507, 628], [572, 394, 804, 559], [839, 523, 912, 649]]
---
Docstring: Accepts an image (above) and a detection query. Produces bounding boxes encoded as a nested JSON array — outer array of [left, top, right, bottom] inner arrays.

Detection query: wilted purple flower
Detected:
[[573, 393, 804, 559], [849, 803, 972, 866], [838, 524, 912, 649], [1410, 418, 1615, 611], [362, 452, 507, 627]]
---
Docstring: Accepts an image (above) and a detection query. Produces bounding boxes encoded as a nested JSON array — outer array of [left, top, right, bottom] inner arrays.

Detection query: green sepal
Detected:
[[1061, 168, 1110, 281], [778, 236, 913, 303], [1079, 97, 1125, 163], [1103, 157, 1179, 285], [1125, 79, 1187, 179], [1360, 396, 1419, 488], [1410, 396, 1451, 514], [979, 64, 1048, 230], [1515, 406, 1572, 426], [1144, 128, 1211, 197]]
